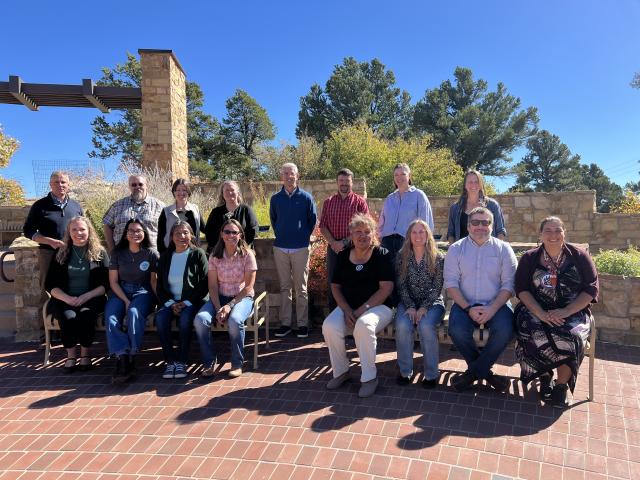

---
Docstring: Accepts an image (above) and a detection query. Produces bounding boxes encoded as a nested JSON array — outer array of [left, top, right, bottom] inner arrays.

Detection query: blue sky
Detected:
[[1, 0, 639, 196]]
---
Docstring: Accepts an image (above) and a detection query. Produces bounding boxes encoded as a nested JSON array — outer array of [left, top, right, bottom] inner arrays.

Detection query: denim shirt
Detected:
[[447, 197, 507, 241], [378, 186, 434, 238]]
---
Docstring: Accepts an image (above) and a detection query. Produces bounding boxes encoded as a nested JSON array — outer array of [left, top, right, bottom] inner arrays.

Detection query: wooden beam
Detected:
[[82, 79, 110, 113], [8, 76, 38, 111]]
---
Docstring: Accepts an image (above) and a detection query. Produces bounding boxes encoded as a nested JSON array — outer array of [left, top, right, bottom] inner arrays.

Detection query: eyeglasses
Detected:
[[223, 230, 241, 236], [127, 229, 144, 235], [130, 183, 144, 187], [470, 219, 491, 227]]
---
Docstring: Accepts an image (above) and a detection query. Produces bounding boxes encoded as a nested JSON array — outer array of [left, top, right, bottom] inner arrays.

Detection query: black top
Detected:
[[23, 194, 84, 250], [204, 203, 259, 252], [331, 246, 394, 309], [460, 211, 468, 239]]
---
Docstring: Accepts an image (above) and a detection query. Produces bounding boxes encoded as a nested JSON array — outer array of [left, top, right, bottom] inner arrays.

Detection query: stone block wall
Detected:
[[0, 206, 30, 247], [592, 274, 640, 346]]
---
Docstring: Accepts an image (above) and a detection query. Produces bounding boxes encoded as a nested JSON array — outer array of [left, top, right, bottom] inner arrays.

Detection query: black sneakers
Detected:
[[274, 326, 292, 337], [549, 383, 569, 408], [452, 370, 477, 391], [539, 372, 554, 399], [485, 371, 510, 393], [296, 326, 309, 338]]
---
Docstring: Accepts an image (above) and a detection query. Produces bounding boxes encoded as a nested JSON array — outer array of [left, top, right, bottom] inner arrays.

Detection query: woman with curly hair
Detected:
[[45, 216, 109, 373]]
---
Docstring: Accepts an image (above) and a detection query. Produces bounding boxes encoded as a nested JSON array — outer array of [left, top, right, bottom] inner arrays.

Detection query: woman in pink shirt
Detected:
[[194, 219, 257, 378]]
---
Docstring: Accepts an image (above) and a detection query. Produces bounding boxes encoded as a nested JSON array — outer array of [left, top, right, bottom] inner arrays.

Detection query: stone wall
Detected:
[[592, 274, 640, 346], [0, 206, 30, 247]]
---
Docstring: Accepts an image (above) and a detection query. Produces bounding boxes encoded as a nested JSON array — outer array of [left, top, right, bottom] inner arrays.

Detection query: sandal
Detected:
[[64, 358, 76, 374], [78, 356, 93, 372]]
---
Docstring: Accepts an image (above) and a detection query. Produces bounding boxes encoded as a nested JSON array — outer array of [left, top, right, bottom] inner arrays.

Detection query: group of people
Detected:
[[24, 166, 598, 408]]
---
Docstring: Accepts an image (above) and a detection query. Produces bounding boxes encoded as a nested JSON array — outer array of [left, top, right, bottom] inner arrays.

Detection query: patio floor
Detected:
[[0, 332, 639, 480]]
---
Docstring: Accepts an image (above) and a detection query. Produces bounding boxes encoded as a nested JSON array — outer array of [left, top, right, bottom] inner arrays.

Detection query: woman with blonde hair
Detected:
[[378, 163, 434, 264], [322, 213, 394, 398], [204, 180, 259, 252], [394, 219, 445, 388], [447, 169, 506, 243], [45, 216, 110, 373]]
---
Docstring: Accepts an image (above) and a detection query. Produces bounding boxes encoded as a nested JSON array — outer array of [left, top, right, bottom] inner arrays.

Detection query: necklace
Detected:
[[72, 245, 87, 264], [543, 247, 564, 287]]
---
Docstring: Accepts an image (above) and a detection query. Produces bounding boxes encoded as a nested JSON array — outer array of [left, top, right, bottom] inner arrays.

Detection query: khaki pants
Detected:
[[273, 246, 310, 328]]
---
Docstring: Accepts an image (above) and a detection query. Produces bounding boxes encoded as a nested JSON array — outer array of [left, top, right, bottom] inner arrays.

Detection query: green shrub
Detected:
[[594, 246, 640, 277]]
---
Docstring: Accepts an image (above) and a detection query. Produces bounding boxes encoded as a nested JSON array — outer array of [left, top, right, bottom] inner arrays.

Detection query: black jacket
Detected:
[[23, 194, 84, 250]]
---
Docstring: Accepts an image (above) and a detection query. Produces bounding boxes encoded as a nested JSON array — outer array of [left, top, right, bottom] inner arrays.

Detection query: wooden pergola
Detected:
[[0, 75, 141, 112]]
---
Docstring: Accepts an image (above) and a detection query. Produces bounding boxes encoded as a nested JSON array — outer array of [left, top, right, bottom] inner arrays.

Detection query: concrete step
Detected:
[[0, 293, 14, 311], [0, 310, 15, 339]]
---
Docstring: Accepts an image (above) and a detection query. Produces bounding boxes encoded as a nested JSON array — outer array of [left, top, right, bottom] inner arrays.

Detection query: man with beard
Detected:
[[319, 168, 369, 310], [23, 171, 84, 287], [103, 175, 165, 252]]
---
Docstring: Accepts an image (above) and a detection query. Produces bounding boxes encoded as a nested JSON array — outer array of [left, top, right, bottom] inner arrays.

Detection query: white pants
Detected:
[[322, 305, 393, 383]]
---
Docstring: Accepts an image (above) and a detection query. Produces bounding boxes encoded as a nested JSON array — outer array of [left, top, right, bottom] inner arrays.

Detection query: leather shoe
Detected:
[[539, 372, 554, 399], [452, 370, 477, 391], [326, 371, 350, 390], [485, 371, 510, 393], [422, 378, 438, 389], [358, 378, 378, 398]]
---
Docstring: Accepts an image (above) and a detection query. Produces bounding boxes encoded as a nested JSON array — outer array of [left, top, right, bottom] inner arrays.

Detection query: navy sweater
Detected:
[[269, 186, 317, 249]]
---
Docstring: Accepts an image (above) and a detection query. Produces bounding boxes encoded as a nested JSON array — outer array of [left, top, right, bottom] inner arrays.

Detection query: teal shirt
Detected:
[[68, 246, 91, 296]]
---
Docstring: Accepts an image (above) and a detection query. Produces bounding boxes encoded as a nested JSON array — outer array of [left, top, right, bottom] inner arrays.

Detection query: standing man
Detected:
[[103, 175, 165, 252], [24, 171, 84, 287], [319, 168, 369, 310], [270, 163, 317, 338], [444, 206, 517, 393]]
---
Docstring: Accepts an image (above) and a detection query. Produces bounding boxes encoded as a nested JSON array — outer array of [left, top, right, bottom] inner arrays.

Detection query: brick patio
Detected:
[[0, 333, 638, 480]]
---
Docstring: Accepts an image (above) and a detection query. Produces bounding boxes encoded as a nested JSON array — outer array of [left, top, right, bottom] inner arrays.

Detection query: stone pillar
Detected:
[[10, 237, 43, 342], [139, 49, 188, 180]]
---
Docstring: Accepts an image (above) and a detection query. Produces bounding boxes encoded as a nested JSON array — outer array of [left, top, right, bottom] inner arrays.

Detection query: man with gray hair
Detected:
[[270, 163, 317, 338], [444, 206, 517, 393], [24, 171, 84, 287], [103, 175, 165, 252]]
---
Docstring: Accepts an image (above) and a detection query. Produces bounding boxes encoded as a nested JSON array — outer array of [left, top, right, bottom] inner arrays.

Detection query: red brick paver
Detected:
[[0, 334, 639, 479]]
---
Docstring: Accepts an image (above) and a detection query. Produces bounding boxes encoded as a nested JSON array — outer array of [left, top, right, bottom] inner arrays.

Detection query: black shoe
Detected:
[[549, 383, 569, 408], [539, 372, 554, 399], [63, 358, 76, 374], [296, 326, 309, 338], [485, 371, 510, 393], [452, 370, 477, 391], [274, 326, 292, 337], [396, 374, 412, 386], [77, 356, 93, 372], [112, 356, 132, 384], [422, 378, 438, 389]]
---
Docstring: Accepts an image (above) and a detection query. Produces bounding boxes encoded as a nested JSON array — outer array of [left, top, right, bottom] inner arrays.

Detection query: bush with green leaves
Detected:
[[594, 246, 640, 277]]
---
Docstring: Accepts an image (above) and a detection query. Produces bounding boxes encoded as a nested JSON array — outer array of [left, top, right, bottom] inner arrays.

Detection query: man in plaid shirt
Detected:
[[319, 168, 370, 310], [103, 175, 165, 252]]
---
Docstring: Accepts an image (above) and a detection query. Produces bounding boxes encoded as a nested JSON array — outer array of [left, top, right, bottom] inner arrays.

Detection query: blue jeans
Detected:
[[155, 301, 201, 364], [448, 303, 514, 379], [395, 302, 445, 380], [193, 295, 254, 369], [105, 282, 155, 356]]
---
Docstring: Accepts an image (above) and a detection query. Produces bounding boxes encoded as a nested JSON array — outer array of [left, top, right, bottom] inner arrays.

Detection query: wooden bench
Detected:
[[374, 310, 596, 401], [42, 291, 270, 369]]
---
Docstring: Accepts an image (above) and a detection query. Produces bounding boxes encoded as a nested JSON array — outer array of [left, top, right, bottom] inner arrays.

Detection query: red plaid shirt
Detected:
[[319, 191, 369, 240]]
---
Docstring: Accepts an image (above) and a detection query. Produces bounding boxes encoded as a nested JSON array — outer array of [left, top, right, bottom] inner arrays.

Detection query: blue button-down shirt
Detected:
[[443, 236, 517, 305], [378, 186, 434, 238]]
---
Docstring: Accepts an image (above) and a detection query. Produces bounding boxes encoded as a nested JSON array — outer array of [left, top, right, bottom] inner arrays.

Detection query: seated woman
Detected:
[[322, 213, 394, 398], [155, 221, 209, 379], [158, 178, 206, 253], [204, 180, 259, 252], [395, 219, 445, 388], [447, 169, 506, 244], [45, 216, 109, 373], [514, 216, 599, 407], [104, 219, 159, 383], [194, 219, 257, 378]]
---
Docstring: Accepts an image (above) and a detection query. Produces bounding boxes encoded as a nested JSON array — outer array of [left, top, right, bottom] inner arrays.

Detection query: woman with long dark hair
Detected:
[[104, 219, 159, 383], [155, 220, 209, 379]]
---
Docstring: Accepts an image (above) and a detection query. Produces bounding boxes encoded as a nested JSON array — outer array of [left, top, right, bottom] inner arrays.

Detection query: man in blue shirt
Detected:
[[270, 163, 317, 338], [444, 206, 517, 393]]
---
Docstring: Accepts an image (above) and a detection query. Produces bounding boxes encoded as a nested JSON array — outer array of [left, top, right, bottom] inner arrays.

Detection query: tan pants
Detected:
[[273, 246, 310, 328]]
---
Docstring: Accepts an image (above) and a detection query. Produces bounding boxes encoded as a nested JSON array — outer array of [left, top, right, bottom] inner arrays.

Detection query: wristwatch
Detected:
[[228, 300, 236, 309]]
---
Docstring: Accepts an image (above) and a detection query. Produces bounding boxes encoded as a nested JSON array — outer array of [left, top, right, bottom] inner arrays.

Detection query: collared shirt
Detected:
[[49, 192, 68, 209], [444, 235, 517, 305], [378, 186, 434, 238], [209, 249, 258, 297], [319, 191, 369, 241], [102, 195, 165, 248]]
